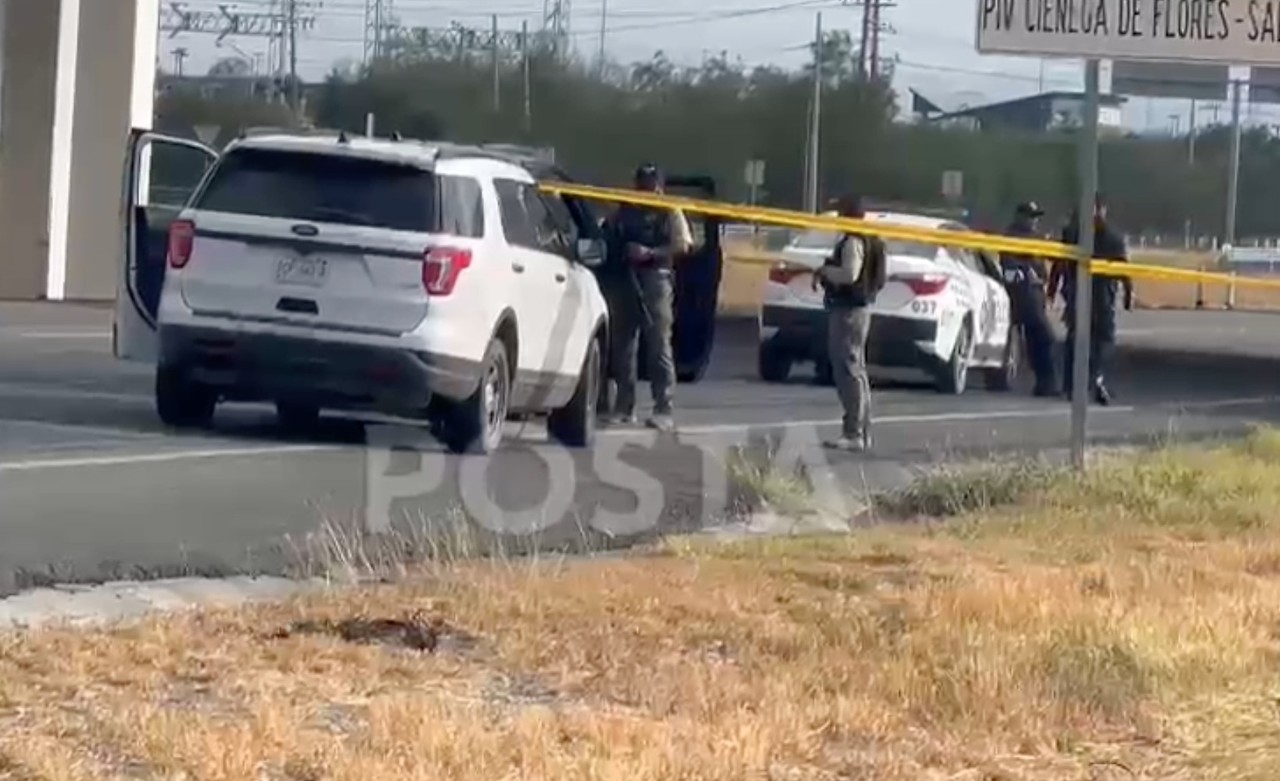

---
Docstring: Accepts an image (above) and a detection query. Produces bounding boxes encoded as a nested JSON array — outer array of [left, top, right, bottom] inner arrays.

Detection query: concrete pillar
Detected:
[[64, 0, 157, 300], [0, 0, 62, 299], [0, 0, 157, 301]]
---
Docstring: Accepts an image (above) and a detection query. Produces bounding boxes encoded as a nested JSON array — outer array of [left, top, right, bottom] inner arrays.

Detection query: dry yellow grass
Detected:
[[8, 432, 1280, 779]]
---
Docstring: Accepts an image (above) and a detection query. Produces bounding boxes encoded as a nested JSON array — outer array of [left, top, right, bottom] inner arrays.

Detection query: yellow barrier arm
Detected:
[[539, 180, 1280, 292]]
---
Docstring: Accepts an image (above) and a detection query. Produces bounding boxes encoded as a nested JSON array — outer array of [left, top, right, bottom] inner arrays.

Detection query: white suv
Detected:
[[132, 131, 610, 454]]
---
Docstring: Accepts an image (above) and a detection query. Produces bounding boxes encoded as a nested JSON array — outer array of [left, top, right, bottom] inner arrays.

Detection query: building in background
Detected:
[[922, 91, 1128, 135]]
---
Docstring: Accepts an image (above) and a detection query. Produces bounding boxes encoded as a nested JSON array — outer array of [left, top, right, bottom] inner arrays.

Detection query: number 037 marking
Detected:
[[911, 300, 937, 315]]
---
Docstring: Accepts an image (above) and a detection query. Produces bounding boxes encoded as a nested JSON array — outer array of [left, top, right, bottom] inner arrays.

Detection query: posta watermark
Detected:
[[362, 421, 858, 538]]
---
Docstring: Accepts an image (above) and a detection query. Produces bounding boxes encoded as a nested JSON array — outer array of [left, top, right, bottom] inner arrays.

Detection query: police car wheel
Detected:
[[983, 326, 1022, 392], [758, 338, 792, 383], [936, 321, 972, 395]]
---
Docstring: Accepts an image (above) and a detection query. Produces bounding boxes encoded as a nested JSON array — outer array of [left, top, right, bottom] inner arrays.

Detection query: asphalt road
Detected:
[[2, 301, 1280, 594]]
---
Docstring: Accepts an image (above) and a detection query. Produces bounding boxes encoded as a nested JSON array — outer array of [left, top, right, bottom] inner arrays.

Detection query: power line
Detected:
[[159, 1, 316, 42]]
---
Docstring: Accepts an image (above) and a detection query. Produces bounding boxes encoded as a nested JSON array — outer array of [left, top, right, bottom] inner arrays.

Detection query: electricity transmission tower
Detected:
[[160, 1, 317, 78], [543, 0, 571, 59], [364, 0, 398, 65]]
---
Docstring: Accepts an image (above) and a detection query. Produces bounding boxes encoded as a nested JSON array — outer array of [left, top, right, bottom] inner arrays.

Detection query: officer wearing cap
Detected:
[[596, 163, 691, 432], [1051, 193, 1133, 405], [1001, 201, 1057, 396]]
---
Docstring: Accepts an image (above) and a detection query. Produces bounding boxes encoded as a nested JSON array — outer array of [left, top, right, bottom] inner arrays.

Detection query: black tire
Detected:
[[155, 365, 216, 429], [548, 339, 601, 448], [758, 338, 792, 383], [813, 356, 835, 387], [983, 325, 1023, 392], [276, 401, 321, 432], [439, 339, 511, 455], [936, 321, 973, 395]]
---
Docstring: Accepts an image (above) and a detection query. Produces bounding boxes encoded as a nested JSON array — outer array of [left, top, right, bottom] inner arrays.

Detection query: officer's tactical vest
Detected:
[[823, 233, 886, 309]]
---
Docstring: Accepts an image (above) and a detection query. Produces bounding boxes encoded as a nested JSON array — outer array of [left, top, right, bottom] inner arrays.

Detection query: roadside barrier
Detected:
[[540, 181, 1280, 294]]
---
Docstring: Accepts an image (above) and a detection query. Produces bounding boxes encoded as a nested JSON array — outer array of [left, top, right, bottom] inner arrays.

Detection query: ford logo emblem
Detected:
[[291, 223, 319, 237]]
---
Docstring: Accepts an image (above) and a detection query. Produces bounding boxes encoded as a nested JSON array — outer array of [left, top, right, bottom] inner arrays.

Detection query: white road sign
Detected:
[[976, 0, 1280, 66]]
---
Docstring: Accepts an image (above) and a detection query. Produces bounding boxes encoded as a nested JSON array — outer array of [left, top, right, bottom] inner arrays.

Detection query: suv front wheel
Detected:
[[548, 338, 600, 448], [438, 339, 511, 455]]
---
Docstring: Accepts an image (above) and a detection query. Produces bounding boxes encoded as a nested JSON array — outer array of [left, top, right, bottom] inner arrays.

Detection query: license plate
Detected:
[[275, 256, 328, 287]]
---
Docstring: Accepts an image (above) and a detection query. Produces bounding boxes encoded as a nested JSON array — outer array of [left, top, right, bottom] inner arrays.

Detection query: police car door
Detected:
[[953, 247, 1003, 361], [116, 129, 218, 363]]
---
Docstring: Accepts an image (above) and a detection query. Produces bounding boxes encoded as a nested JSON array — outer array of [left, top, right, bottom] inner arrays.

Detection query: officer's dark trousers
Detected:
[[598, 269, 676, 417], [1061, 324, 1112, 396], [1012, 287, 1056, 392]]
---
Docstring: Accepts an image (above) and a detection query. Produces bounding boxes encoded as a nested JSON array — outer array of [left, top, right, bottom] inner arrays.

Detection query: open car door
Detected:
[[115, 129, 218, 363], [637, 175, 724, 384]]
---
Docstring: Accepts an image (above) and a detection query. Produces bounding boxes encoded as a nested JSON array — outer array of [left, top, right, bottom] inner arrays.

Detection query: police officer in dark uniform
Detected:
[[1051, 193, 1133, 405], [1000, 201, 1057, 397], [595, 163, 685, 432]]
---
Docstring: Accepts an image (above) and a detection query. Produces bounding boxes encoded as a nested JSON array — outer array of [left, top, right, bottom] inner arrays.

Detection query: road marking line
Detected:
[[0, 419, 160, 440], [0, 330, 111, 340], [0, 444, 334, 473], [619, 395, 1280, 437], [0, 384, 147, 403]]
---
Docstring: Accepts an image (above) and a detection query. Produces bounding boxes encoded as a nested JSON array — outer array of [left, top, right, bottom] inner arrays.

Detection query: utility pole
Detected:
[[522, 20, 532, 133], [287, 0, 300, 113], [597, 0, 608, 76], [858, 0, 871, 79], [492, 14, 501, 111], [1226, 79, 1243, 247], [1069, 59, 1101, 471], [806, 12, 822, 212], [1188, 97, 1198, 166], [868, 0, 882, 80]]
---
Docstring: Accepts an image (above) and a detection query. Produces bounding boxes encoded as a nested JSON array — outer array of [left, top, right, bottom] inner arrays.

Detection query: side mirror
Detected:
[[577, 237, 605, 268]]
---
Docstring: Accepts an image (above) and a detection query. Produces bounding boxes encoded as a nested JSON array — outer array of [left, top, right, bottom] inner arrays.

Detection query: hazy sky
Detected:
[[166, 0, 1280, 133]]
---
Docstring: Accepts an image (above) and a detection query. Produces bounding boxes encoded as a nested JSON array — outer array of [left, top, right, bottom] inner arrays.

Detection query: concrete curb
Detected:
[[0, 575, 327, 631]]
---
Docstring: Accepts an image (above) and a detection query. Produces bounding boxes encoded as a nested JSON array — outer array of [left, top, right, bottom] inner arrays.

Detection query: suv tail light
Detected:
[[893, 272, 949, 296], [423, 246, 472, 296], [167, 219, 196, 269]]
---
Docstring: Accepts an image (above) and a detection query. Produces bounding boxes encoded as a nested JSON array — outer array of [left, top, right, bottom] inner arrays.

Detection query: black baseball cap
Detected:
[[634, 163, 662, 184], [1016, 201, 1045, 217]]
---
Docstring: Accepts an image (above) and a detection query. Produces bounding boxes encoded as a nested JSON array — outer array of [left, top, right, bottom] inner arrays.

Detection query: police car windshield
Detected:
[[790, 229, 938, 260]]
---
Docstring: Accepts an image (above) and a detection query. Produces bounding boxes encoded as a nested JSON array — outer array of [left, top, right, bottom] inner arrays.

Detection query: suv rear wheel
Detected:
[[276, 401, 321, 433], [548, 338, 600, 448], [439, 339, 510, 455], [155, 365, 217, 429]]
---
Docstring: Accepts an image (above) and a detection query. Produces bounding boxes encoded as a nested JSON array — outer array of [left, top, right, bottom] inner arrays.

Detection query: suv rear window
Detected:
[[194, 147, 442, 233]]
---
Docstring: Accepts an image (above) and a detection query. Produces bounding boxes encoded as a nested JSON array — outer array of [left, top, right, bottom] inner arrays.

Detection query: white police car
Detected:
[[757, 210, 1020, 394]]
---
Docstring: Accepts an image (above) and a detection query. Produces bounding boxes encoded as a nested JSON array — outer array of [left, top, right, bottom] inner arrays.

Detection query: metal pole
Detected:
[[1070, 59, 1100, 472], [807, 12, 822, 213], [288, 0, 300, 114], [858, 0, 871, 79], [1226, 80, 1243, 246], [492, 14, 501, 112], [1189, 97, 1197, 166], [522, 21, 532, 133], [1186, 97, 1197, 248], [365, 112, 375, 137], [598, 0, 608, 76]]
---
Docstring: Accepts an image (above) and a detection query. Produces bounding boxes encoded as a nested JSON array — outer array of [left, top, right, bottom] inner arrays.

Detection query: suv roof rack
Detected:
[[237, 125, 349, 139]]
